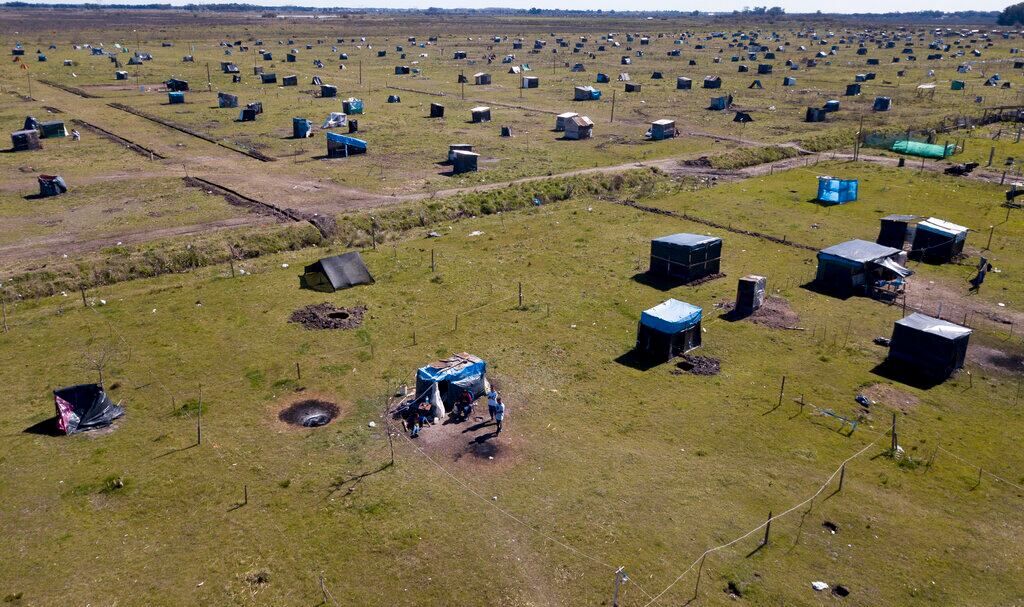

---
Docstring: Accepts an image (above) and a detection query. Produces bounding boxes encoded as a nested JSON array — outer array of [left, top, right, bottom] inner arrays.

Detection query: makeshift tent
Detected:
[[891, 140, 952, 159], [823, 99, 840, 112], [555, 112, 578, 131], [430, 103, 445, 118], [165, 78, 189, 92], [11, 129, 40, 151], [386, 95, 400, 103], [322, 112, 346, 128], [749, 79, 763, 89], [301, 252, 373, 291], [635, 299, 703, 362], [887, 313, 971, 380], [564, 115, 593, 140], [597, 73, 610, 83], [677, 76, 692, 89], [218, 92, 238, 108], [473, 72, 491, 85], [521, 76, 539, 88], [783, 76, 796, 86], [648, 119, 676, 140], [292, 117, 312, 138], [394, 65, 410, 75], [320, 84, 337, 98], [873, 96, 892, 111], [470, 106, 491, 123], [817, 176, 858, 204], [38, 121, 66, 138], [260, 73, 277, 84], [282, 75, 298, 86], [325, 132, 367, 157], [648, 233, 723, 283], [54, 384, 124, 434], [625, 82, 642, 93], [845, 83, 861, 96], [703, 75, 722, 88], [238, 108, 257, 122], [911, 217, 968, 263], [733, 111, 753, 123], [815, 239, 911, 296], [168, 91, 184, 104], [448, 144, 473, 162], [574, 85, 601, 100], [38, 174, 67, 197], [708, 95, 733, 110], [451, 150, 479, 174], [342, 98, 363, 114], [115, 70, 128, 80], [414, 353, 488, 411], [757, 64, 773, 74], [876, 214, 918, 249], [951, 80, 966, 90], [735, 275, 767, 316], [806, 107, 827, 122]]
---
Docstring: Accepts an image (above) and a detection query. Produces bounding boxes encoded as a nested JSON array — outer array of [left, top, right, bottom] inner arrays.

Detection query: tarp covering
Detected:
[[302, 252, 373, 292], [653, 233, 719, 248], [54, 383, 124, 434], [877, 257, 913, 277], [322, 112, 347, 128], [414, 353, 488, 407], [917, 217, 968, 239], [817, 176, 858, 204], [819, 239, 901, 264], [38, 174, 67, 197], [895, 313, 972, 339], [891, 140, 954, 159], [640, 299, 702, 334]]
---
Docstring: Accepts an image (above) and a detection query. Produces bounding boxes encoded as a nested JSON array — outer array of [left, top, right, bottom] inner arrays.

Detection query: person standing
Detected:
[[487, 388, 499, 420], [494, 396, 506, 435]]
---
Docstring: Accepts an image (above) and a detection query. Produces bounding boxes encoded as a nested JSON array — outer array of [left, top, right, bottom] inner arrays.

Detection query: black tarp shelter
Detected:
[[815, 239, 911, 297], [635, 299, 703, 362], [887, 313, 971, 380], [648, 233, 723, 283], [54, 383, 124, 434], [301, 252, 374, 292]]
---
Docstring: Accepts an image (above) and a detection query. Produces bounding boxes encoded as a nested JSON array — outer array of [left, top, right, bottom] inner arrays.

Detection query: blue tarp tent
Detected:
[[342, 98, 363, 114], [168, 91, 185, 104], [636, 299, 703, 361], [817, 176, 858, 204], [326, 131, 366, 157], [414, 353, 488, 410], [293, 117, 312, 138]]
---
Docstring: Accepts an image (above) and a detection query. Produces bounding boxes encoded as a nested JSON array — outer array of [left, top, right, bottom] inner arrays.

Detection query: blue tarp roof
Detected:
[[325, 132, 367, 150], [652, 233, 720, 247], [640, 299, 702, 334], [416, 353, 486, 384]]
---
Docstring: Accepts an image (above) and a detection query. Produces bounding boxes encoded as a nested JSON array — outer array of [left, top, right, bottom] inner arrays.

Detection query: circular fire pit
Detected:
[[279, 399, 340, 427]]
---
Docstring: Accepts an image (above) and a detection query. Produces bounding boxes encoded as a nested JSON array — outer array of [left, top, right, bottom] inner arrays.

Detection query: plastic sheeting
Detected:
[[891, 140, 954, 159], [640, 299, 702, 334], [917, 217, 967, 240], [817, 176, 858, 204], [54, 384, 124, 434], [896, 313, 972, 339], [301, 252, 373, 292], [819, 239, 901, 264]]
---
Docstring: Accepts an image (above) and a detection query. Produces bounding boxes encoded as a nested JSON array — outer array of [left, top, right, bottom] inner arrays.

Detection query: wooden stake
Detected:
[[197, 384, 203, 445], [762, 510, 772, 546], [431, 249, 436, 272], [243, 484, 248, 505], [693, 554, 706, 598], [1, 294, 7, 333], [295, 361, 301, 380], [80, 285, 87, 308], [890, 412, 897, 452], [777, 376, 786, 408], [838, 463, 845, 492]]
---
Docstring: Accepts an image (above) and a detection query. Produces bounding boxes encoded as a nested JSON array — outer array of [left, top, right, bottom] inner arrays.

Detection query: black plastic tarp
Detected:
[[887, 313, 971, 379], [54, 383, 124, 434], [301, 252, 374, 292]]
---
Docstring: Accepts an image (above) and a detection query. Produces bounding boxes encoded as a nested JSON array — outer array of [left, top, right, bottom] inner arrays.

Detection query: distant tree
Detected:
[[767, 6, 785, 16], [998, 2, 1024, 25]]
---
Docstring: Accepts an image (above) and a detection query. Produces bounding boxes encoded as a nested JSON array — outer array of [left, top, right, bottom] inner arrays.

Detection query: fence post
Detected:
[[762, 510, 772, 546]]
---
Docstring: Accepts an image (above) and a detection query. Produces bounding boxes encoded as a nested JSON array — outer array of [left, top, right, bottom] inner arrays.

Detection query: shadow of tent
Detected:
[[23, 417, 62, 436], [631, 271, 690, 292], [798, 280, 854, 301], [614, 349, 665, 372], [869, 360, 945, 390]]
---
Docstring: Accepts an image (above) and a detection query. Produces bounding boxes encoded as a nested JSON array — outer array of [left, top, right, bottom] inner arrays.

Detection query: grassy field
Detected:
[[1, 10, 1024, 607]]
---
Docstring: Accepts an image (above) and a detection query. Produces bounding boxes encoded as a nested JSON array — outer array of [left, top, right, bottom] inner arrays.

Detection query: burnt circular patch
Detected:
[[673, 355, 721, 376], [279, 399, 339, 427], [289, 303, 366, 330]]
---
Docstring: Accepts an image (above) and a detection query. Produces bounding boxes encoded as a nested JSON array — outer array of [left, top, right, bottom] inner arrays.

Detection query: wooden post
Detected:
[[454, 315, 459, 332], [295, 361, 301, 380], [778, 376, 786, 408], [243, 484, 248, 505], [229, 256, 235, 278], [431, 249, 436, 273], [80, 286, 87, 308], [612, 567, 624, 607], [412, 330, 417, 345], [987, 225, 994, 250], [988, 146, 996, 167], [838, 463, 845, 492], [693, 554, 706, 598], [890, 412, 897, 452], [762, 510, 772, 546], [610, 90, 616, 123], [518, 282, 523, 308], [197, 384, 203, 445], [205, 62, 211, 91], [1, 294, 7, 333]]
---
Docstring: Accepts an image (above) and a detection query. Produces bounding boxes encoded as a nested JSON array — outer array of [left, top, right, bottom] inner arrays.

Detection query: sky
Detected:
[[22, 0, 1011, 13]]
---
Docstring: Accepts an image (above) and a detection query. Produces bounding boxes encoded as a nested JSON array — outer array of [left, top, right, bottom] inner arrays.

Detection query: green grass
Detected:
[[1, 190, 1022, 606]]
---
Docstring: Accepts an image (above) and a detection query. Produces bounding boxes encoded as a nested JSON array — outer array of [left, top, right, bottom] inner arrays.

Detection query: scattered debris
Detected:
[[673, 355, 721, 376], [823, 521, 838, 534], [855, 394, 872, 408], [873, 336, 891, 347], [812, 581, 829, 592], [289, 303, 366, 330]]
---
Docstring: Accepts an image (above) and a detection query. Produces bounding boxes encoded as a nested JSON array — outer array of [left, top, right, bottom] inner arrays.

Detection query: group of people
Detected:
[[406, 387, 506, 438]]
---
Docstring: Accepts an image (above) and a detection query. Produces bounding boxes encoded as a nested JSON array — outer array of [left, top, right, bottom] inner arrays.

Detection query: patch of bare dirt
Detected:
[[968, 344, 1024, 374], [860, 383, 920, 414], [672, 355, 721, 376], [748, 296, 801, 329], [289, 304, 366, 330], [270, 392, 348, 431]]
